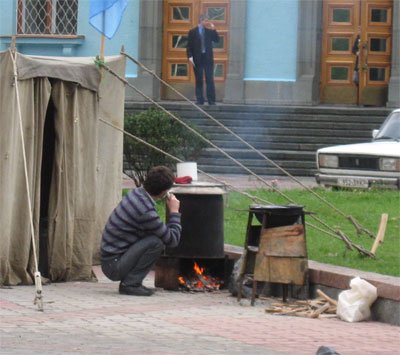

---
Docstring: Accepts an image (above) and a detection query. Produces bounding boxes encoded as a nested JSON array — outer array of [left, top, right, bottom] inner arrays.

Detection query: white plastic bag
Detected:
[[336, 276, 378, 322]]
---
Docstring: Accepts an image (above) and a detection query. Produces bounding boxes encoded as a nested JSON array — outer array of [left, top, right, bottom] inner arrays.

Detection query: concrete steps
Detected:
[[124, 102, 391, 177]]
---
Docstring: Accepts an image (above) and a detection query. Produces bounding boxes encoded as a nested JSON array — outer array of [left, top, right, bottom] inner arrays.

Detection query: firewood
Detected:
[[264, 296, 337, 319], [316, 289, 338, 306], [296, 300, 311, 305], [265, 308, 284, 313], [293, 311, 312, 318], [326, 306, 337, 314], [310, 302, 330, 318], [280, 306, 309, 315], [310, 299, 325, 308], [370, 213, 388, 255]]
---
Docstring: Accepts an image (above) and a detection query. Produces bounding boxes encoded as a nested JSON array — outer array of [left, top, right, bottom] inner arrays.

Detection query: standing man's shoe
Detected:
[[195, 101, 204, 105], [208, 102, 216, 105], [119, 283, 154, 296]]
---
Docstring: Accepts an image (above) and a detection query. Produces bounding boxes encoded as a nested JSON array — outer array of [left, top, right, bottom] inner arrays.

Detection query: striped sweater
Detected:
[[101, 187, 181, 258]]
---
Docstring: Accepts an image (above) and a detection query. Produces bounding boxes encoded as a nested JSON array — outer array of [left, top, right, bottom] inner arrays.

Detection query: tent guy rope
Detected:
[[120, 50, 374, 240], [96, 57, 374, 257], [99, 119, 373, 258], [9, 47, 44, 311]]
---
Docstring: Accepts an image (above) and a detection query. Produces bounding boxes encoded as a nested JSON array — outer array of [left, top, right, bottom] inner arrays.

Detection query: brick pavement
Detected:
[[1, 266, 399, 355]]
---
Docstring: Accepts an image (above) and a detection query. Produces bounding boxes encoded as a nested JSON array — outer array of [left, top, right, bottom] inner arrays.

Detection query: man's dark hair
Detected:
[[143, 166, 175, 196], [199, 14, 208, 22]]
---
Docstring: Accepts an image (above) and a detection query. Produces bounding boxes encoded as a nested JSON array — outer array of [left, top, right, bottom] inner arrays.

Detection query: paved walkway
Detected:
[[1, 266, 399, 355]]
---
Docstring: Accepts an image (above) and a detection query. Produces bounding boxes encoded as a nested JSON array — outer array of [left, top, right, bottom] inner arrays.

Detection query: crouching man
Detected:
[[101, 166, 181, 296]]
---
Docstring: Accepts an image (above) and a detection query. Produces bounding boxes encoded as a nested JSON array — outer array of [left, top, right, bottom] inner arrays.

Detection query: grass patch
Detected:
[[223, 188, 400, 276], [129, 187, 399, 276]]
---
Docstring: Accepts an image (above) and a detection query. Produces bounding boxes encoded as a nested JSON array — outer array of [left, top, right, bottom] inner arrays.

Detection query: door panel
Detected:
[[359, 0, 392, 105], [162, 0, 229, 101], [321, 0, 393, 106]]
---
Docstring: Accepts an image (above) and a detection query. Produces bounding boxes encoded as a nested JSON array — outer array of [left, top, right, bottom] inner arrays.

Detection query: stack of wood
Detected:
[[264, 289, 338, 319]]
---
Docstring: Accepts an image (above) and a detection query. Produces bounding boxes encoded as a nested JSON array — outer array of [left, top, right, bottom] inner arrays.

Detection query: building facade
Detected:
[[1, 0, 399, 107]]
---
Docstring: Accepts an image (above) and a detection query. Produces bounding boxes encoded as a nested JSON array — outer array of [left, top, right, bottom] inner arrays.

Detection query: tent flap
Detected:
[[17, 53, 102, 92]]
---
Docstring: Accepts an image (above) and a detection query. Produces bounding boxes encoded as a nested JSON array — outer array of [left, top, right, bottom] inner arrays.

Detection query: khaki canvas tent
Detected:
[[0, 49, 126, 285]]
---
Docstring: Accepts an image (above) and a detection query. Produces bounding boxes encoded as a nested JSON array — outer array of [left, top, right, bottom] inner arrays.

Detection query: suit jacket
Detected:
[[186, 26, 219, 65]]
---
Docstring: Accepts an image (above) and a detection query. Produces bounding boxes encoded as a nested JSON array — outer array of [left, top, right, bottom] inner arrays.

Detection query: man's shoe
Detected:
[[141, 285, 155, 292], [195, 101, 204, 105], [119, 283, 154, 296], [208, 102, 216, 105]]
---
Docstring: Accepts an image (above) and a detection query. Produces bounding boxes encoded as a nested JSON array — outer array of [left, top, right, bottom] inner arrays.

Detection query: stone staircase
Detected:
[[124, 102, 391, 176]]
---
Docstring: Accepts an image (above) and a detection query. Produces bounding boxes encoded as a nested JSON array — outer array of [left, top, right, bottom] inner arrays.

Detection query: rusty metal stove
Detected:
[[237, 204, 309, 304], [155, 182, 233, 290]]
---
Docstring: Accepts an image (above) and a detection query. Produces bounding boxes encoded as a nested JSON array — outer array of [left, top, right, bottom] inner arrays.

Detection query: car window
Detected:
[[375, 111, 400, 140]]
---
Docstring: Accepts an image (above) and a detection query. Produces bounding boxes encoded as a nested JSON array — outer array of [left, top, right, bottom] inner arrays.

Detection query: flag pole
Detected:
[[100, 34, 105, 61], [100, 11, 105, 61]]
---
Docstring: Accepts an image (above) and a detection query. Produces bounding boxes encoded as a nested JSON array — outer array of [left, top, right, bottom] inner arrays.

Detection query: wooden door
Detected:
[[161, 0, 229, 101], [321, 0, 393, 106]]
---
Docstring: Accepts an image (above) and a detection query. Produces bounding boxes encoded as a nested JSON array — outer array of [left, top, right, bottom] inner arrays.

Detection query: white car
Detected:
[[315, 108, 400, 189]]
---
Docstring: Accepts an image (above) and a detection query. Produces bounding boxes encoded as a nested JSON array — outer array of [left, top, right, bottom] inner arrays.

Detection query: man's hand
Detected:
[[166, 193, 180, 213], [188, 57, 195, 67], [205, 21, 215, 30]]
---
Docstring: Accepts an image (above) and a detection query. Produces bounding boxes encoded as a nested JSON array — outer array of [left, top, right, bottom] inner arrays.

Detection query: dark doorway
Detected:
[[38, 98, 56, 278]]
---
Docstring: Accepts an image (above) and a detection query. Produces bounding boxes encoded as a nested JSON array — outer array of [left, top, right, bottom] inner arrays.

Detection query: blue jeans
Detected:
[[101, 236, 164, 286]]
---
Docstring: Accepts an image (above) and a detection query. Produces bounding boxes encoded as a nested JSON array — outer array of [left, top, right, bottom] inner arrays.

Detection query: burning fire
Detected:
[[178, 262, 221, 292], [193, 262, 204, 275]]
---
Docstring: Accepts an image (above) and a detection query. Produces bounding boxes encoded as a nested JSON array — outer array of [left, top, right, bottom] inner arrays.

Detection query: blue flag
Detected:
[[89, 0, 128, 39]]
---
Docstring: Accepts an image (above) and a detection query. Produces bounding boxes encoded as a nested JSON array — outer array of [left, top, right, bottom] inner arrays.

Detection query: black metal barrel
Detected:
[[166, 183, 226, 258]]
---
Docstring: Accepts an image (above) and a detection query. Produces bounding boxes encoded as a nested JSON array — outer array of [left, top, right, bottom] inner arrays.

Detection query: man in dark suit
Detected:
[[187, 14, 219, 105]]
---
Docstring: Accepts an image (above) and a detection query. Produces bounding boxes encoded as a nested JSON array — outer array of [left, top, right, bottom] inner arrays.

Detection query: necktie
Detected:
[[200, 27, 205, 53]]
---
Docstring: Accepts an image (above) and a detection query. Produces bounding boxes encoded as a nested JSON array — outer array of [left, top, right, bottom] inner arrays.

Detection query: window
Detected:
[[170, 63, 188, 78], [206, 7, 225, 21], [17, 0, 78, 35], [369, 68, 385, 82], [370, 38, 387, 52], [371, 8, 387, 22], [331, 37, 350, 51], [214, 63, 225, 79], [172, 6, 190, 21], [213, 35, 225, 49], [332, 8, 351, 23], [172, 34, 188, 49], [331, 67, 348, 81]]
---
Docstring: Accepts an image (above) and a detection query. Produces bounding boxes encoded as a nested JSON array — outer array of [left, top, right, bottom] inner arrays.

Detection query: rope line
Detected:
[[99, 118, 373, 257], [121, 51, 373, 235], [98, 60, 374, 257], [9, 49, 44, 311]]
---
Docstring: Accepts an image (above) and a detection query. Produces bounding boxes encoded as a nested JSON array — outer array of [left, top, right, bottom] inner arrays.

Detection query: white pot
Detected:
[[176, 162, 198, 181]]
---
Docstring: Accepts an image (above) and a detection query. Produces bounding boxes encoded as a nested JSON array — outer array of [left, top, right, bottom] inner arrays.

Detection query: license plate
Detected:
[[337, 177, 369, 188]]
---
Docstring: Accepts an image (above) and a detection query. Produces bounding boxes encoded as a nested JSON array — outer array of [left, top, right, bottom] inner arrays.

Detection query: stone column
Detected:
[[293, 0, 323, 105], [224, 0, 322, 105], [387, 0, 400, 107], [223, 0, 247, 104], [125, 0, 163, 101]]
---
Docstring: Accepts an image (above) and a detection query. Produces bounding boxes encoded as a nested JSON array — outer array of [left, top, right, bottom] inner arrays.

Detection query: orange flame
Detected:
[[193, 262, 204, 275], [178, 276, 185, 285]]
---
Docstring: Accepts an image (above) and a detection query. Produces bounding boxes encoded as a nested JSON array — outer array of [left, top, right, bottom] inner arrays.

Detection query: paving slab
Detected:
[[1, 266, 399, 355]]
